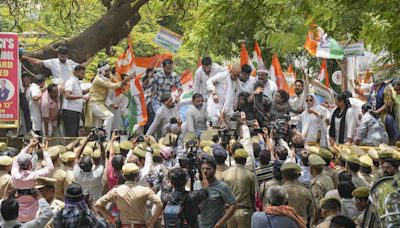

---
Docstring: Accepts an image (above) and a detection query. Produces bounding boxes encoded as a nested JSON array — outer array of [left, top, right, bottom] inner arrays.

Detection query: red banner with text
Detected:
[[0, 33, 19, 128]]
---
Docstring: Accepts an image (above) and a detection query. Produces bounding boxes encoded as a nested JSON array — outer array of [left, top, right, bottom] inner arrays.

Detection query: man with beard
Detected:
[[194, 57, 225, 99], [289, 80, 307, 114], [248, 67, 277, 99], [381, 157, 399, 177], [186, 93, 207, 137], [206, 64, 243, 124], [62, 65, 89, 137], [85, 60, 134, 139], [22, 46, 91, 93], [146, 94, 181, 137]]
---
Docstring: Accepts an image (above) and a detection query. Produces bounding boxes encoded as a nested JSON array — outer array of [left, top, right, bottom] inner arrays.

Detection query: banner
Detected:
[[0, 33, 18, 128], [339, 41, 365, 57], [153, 27, 183, 53], [312, 79, 334, 103]]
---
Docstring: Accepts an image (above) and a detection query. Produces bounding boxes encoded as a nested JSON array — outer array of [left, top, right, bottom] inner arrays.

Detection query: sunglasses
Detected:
[[306, 99, 313, 102]]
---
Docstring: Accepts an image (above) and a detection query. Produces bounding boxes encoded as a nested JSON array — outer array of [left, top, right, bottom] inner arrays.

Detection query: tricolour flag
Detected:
[[286, 64, 296, 96], [115, 37, 136, 96], [304, 26, 344, 59], [172, 69, 194, 104], [269, 53, 289, 93], [252, 41, 264, 69], [116, 38, 148, 134], [319, 59, 330, 88]]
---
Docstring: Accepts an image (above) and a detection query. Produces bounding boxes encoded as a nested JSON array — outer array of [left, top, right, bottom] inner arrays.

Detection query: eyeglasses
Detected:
[[306, 99, 313, 102]]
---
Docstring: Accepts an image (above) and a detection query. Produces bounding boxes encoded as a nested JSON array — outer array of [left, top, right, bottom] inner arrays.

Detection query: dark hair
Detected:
[[21, 72, 29, 79], [360, 166, 372, 174], [201, 57, 212, 66], [97, 60, 109, 69], [282, 168, 299, 180], [347, 161, 360, 172], [47, 83, 58, 93], [276, 146, 288, 161], [321, 199, 341, 212], [336, 93, 351, 108], [254, 80, 265, 90], [79, 155, 93, 172], [0, 198, 18, 221], [234, 157, 247, 165], [338, 182, 355, 199], [162, 59, 173, 66], [361, 103, 372, 113], [338, 170, 352, 183], [241, 64, 252, 74], [253, 143, 261, 159], [292, 134, 305, 149], [329, 215, 356, 228], [231, 142, 243, 153], [201, 156, 217, 170], [123, 172, 139, 181], [74, 65, 86, 72], [276, 89, 289, 103], [259, 149, 271, 165], [294, 79, 304, 86], [192, 93, 203, 101], [169, 167, 188, 188], [57, 46, 68, 54], [382, 158, 399, 168], [160, 94, 172, 103], [34, 74, 46, 84], [111, 155, 124, 171], [238, 91, 251, 100], [301, 151, 309, 166]]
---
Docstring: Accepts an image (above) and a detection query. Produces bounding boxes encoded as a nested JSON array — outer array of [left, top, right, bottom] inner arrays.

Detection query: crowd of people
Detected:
[[0, 46, 399, 227]]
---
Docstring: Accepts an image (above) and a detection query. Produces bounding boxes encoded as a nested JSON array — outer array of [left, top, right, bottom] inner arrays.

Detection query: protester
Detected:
[[20, 72, 32, 133], [329, 93, 356, 144], [27, 75, 46, 136], [151, 58, 182, 112], [0, 188, 53, 228], [270, 89, 291, 120], [252, 67, 277, 98], [289, 79, 307, 115], [41, 83, 61, 137], [193, 57, 225, 99], [186, 93, 207, 137], [240, 64, 255, 93], [354, 103, 388, 146], [62, 65, 89, 137]]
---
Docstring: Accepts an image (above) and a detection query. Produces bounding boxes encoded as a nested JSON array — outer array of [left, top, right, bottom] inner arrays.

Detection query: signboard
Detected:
[[0, 33, 18, 128], [153, 27, 183, 53], [312, 79, 334, 103], [340, 41, 365, 57], [332, 71, 343, 85]]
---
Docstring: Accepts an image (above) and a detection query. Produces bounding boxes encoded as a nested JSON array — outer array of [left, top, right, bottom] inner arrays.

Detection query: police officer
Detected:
[[309, 153, 334, 225], [352, 187, 370, 225], [281, 162, 315, 225], [46, 146, 71, 200], [359, 155, 375, 184], [316, 197, 341, 228], [0, 155, 13, 198], [346, 156, 370, 187], [35, 176, 65, 228], [95, 163, 163, 227], [221, 148, 257, 228], [319, 148, 338, 188]]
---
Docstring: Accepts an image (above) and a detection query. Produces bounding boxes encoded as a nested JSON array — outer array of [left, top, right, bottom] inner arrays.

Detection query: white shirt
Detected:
[[73, 164, 104, 203], [27, 83, 42, 131], [241, 76, 257, 93], [43, 58, 78, 85], [193, 63, 225, 99], [263, 79, 278, 98], [62, 76, 83, 112], [145, 104, 181, 136]]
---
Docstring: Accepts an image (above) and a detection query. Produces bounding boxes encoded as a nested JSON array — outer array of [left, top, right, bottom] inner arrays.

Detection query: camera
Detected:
[[90, 126, 107, 142], [17, 188, 34, 196], [114, 130, 128, 142]]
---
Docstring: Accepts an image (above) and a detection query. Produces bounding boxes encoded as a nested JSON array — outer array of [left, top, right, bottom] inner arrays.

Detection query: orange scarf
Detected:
[[264, 205, 306, 228]]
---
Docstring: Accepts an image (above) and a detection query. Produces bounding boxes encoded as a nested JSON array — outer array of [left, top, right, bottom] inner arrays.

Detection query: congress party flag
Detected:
[[304, 26, 344, 60], [115, 37, 135, 96], [252, 41, 264, 69], [172, 69, 193, 104], [269, 53, 289, 93], [319, 59, 330, 88], [286, 64, 296, 96]]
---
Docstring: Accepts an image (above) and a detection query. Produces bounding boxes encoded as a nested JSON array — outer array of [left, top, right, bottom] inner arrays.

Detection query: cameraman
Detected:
[[161, 167, 208, 228], [11, 138, 54, 222], [73, 134, 104, 203]]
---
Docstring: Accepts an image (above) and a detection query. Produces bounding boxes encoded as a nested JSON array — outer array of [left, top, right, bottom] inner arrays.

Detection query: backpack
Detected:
[[163, 192, 189, 228]]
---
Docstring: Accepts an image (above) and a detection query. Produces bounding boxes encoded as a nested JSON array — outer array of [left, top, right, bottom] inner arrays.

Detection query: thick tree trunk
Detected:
[[23, 0, 149, 75]]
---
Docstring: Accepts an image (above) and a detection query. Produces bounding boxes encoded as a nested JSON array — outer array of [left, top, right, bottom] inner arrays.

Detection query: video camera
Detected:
[[179, 139, 202, 190], [90, 126, 107, 143], [267, 114, 292, 143]]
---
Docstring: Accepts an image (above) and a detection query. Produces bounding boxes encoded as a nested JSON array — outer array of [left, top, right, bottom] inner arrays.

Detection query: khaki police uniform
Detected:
[[221, 149, 257, 228], [95, 163, 163, 226], [0, 155, 13, 198]]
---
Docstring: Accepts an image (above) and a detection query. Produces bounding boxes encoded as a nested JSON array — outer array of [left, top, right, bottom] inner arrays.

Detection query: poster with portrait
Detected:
[[0, 33, 18, 128]]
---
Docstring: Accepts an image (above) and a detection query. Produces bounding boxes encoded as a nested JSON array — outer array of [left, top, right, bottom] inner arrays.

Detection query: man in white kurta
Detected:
[[193, 57, 225, 99], [246, 68, 277, 98], [206, 64, 243, 123]]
